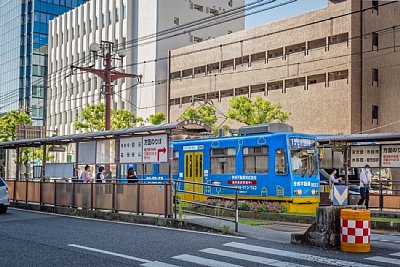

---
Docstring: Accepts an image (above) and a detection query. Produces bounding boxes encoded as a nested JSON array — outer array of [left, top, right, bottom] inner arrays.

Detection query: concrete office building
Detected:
[[47, 0, 245, 136], [0, 0, 87, 126], [169, 0, 400, 135]]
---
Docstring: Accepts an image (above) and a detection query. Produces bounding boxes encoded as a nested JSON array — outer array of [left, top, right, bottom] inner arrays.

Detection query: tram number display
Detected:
[[290, 138, 315, 148]]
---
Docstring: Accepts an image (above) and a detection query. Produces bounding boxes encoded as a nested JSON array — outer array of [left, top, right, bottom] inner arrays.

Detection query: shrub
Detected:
[[239, 201, 251, 211]]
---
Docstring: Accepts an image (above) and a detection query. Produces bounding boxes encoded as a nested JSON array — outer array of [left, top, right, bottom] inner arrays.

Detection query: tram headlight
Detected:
[[294, 189, 303, 195]]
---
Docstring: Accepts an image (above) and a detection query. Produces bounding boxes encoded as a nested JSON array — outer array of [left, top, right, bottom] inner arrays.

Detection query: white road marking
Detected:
[[141, 261, 180, 267], [11, 208, 245, 239], [68, 244, 151, 263], [224, 242, 378, 267], [172, 254, 242, 267], [366, 256, 400, 265], [201, 248, 309, 267], [390, 252, 400, 257]]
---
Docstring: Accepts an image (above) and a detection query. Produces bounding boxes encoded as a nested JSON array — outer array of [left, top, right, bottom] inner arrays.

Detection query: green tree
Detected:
[[74, 103, 105, 132], [180, 104, 217, 131], [0, 110, 31, 142], [147, 112, 165, 125], [226, 96, 290, 125], [111, 109, 143, 130]]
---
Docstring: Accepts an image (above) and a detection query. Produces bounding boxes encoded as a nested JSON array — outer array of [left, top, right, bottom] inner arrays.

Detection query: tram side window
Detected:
[[275, 149, 287, 175], [210, 148, 236, 174], [243, 146, 269, 174], [172, 151, 179, 174], [136, 164, 153, 175]]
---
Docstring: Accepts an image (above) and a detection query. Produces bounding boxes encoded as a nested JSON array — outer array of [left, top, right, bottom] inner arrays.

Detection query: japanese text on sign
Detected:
[[120, 137, 142, 163], [350, 146, 380, 167], [381, 145, 400, 167], [143, 134, 168, 163]]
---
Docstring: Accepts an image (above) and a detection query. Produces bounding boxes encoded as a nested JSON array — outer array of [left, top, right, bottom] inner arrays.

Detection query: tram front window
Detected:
[[289, 138, 318, 176]]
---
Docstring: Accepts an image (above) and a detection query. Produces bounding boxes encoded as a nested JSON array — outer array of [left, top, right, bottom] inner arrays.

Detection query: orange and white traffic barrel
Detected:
[[340, 209, 371, 253]]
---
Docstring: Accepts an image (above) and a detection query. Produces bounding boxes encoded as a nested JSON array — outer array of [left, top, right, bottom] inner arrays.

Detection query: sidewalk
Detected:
[[183, 214, 308, 243]]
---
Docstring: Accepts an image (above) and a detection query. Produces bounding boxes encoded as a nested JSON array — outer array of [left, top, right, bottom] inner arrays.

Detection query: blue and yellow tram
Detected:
[[171, 125, 320, 213], [126, 124, 320, 213]]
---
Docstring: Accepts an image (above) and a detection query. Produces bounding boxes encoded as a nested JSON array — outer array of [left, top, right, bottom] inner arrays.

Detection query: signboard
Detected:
[[381, 145, 400, 167], [120, 137, 142, 163], [289, 138, 315, 148], [16, 125, 46, 140], [49, 145, 66, 152], [143, 134, 168, 163], [119, 134, 168, 163], [350, 146, 380, 167]]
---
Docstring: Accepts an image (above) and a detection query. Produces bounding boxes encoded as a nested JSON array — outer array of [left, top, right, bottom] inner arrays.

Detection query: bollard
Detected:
[[340, 209, 371, 253]]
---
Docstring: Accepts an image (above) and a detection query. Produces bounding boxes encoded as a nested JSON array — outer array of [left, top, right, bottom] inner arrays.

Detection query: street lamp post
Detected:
[[71, 41, 142, 131]]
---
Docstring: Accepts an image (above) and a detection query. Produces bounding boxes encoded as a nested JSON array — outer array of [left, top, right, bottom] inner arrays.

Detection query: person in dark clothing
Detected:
[[96, 166, 105, 183], [127, 167, 138, 183]]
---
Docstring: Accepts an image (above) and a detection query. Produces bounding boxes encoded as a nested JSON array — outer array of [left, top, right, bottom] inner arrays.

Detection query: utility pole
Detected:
[[71, 41, 142, 130]]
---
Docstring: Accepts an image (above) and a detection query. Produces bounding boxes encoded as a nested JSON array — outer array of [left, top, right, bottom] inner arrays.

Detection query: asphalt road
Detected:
[[0, 209, 399, 267]]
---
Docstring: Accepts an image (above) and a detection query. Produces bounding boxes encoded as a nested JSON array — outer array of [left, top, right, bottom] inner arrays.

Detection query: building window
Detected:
[[83, 22, 86, 35], [243, 146, 269, 174], [174, 17, 179, 26], [228, 0, 233, 7], [372, 105, 379, 124], [192, 36, 203, 43], [109, 10, 112, 23], [115, 7, 120, 22], [210, 148, 236, 174], [89, 19, 92, 33], [123, 3, 127, 19], [193, 4, 204, 12], [372, 32, 379, 50], [209, 8, 219, 15], [372, 68, 379, 86]]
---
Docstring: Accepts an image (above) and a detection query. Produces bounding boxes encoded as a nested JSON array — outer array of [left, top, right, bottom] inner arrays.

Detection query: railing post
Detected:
[[91, 182, 94, 210], [13, 179, 16, 203], [174, 180, 177, 220], [164, 183, 168, 218], [72, 181, 75, 208], [235, 189, 239, 233], [136, 183, 140, 215], [25, 178, 28, 204], [112, 182, 116, 213], [39, 179, 42, 206], [379, 181, 383, 211], [54, 180, 57, 207]]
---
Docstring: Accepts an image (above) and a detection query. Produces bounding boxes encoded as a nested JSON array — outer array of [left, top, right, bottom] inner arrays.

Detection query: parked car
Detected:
[[0, 178, 10, 213]]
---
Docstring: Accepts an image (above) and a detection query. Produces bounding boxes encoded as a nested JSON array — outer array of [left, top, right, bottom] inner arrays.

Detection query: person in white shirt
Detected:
[[291, 153, 303, 173], [80, 165, 91, 183], [329, 170, 342, 202], [357, 164, 372, 209]]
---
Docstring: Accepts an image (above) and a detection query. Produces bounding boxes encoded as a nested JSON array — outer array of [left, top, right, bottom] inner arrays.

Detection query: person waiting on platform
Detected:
[[127, 167, 138, 183], [96, 166, 105, 183], [329, 170, 342, 202], [358, 164, 372, 209]]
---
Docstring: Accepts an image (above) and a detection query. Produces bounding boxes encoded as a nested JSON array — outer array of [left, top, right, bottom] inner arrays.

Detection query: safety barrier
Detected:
[[340, 209, 371, 253], [5, 179, 172, 217]]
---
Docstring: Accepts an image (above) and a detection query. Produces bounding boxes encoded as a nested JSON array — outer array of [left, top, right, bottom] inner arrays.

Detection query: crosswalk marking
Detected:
[[172, 254, 242, 267], [201, 248, 309, 267], [366, 256, 400, 265], [223, 242, 378, 267], [391, 252, 400, 257], [141, 261, 180, 267]]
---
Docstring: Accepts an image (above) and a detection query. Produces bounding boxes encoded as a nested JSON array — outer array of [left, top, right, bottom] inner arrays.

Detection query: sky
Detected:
[[245, 0, 328, 29]]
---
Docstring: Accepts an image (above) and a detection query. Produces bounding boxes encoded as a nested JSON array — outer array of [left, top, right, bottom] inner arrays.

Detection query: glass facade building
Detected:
[[0, 0, 86, 125]]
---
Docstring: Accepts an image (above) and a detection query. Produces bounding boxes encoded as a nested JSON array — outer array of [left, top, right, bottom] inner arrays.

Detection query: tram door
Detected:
[[184, 152, 204, 202]]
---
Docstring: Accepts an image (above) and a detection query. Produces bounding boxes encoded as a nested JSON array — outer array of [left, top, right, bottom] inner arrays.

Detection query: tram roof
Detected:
[[316, 132, 400, 144], [0, 120, 211, 149]]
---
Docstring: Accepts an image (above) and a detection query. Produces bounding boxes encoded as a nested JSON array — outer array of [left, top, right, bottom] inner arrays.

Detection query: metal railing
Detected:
[[173, 179, 239, 232], [4, 179, 172, 217]]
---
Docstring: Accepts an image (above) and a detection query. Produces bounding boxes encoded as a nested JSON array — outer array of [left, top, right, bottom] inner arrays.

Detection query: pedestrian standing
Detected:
[[328, 170, 342, 202], [80, 165, 91, 183], [358, 164, 372, 209], [127, 167, 138, 183], [96, 166, 105, 183]]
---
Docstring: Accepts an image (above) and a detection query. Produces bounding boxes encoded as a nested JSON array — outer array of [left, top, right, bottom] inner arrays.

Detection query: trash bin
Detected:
[[340, 209, 371, 253]]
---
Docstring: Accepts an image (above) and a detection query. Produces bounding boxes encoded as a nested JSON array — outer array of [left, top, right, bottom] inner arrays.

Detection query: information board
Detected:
[[381, 144, 400, 167], [143, 134, 168, 163], [120, 137, 143, 163], [350, 146, 380, 168]]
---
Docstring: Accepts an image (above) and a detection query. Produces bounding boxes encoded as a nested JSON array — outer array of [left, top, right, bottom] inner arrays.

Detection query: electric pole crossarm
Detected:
[[70, 65, 106, 80], [110, 71, 143, 83]]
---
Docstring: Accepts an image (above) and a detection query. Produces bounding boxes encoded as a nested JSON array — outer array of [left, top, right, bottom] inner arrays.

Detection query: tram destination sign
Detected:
[[350, 145, 380, 168], [120, 135, 168, 163]]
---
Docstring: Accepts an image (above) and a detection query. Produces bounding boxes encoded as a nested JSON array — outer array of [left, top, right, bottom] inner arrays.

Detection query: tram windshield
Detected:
[[289, 138, 318, 176]]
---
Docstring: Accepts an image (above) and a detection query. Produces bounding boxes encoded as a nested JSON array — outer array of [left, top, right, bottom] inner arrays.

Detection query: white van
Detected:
[[0, 178, 10, 213]]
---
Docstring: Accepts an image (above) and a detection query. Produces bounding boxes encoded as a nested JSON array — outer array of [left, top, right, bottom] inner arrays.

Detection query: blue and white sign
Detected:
[[290, 138, 315, 148]]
